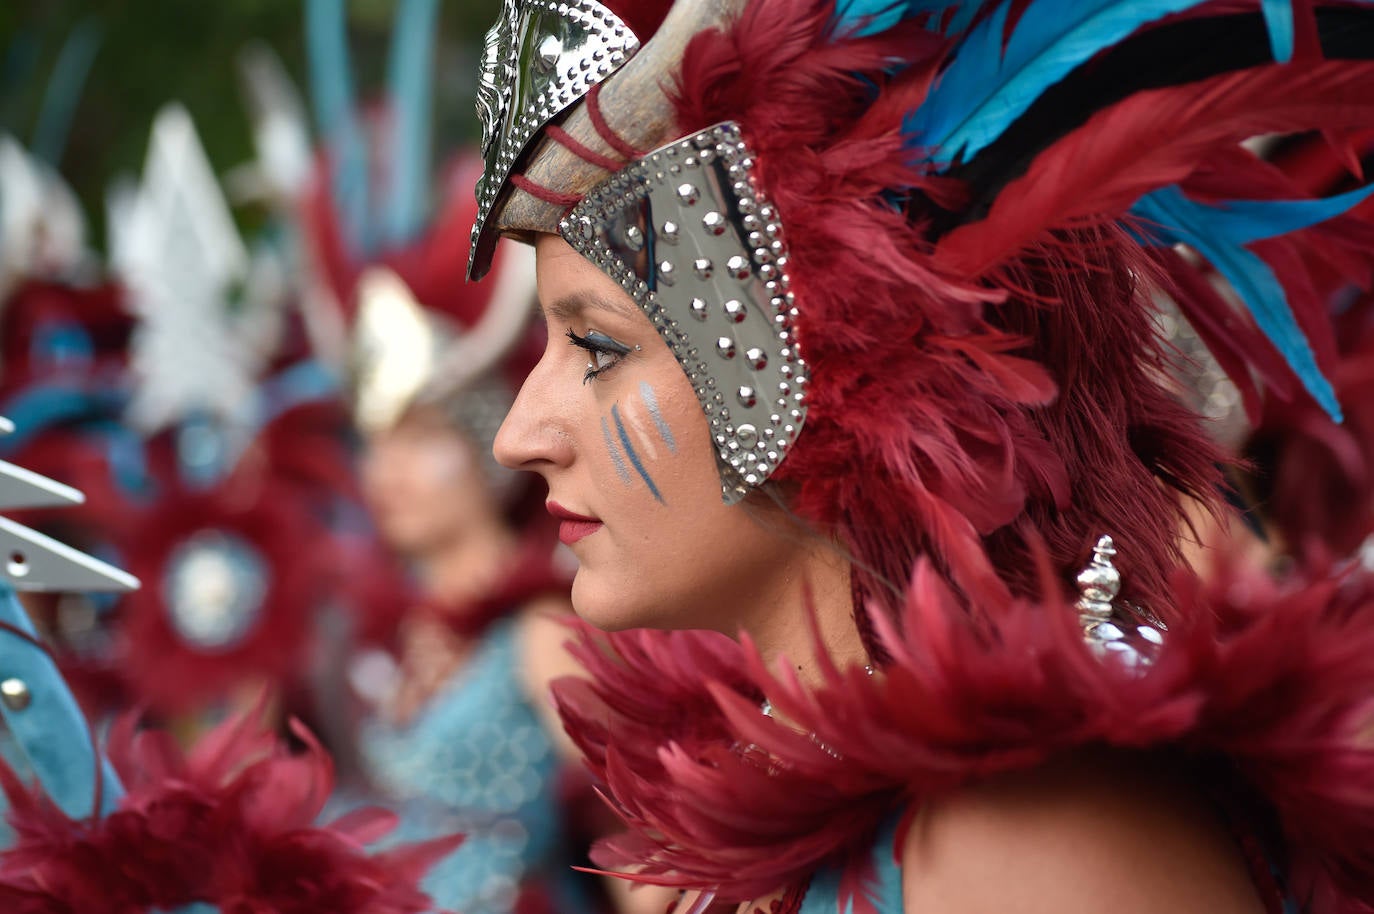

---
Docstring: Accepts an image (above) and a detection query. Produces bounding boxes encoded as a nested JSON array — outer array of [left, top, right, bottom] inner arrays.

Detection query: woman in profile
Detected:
[[466, 1, 1374, 912]]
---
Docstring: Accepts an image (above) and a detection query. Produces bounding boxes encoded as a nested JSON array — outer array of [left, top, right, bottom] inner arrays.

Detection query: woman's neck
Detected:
[[742, 539, 869, 687]]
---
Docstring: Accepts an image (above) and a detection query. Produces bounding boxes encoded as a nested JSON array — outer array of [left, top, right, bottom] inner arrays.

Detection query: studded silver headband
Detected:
[[469, 0, 639, 279], [561, 123, 810, 504]]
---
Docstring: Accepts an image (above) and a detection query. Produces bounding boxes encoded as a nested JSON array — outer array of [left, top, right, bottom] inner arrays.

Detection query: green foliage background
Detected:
[[0, 0, 499, 248]]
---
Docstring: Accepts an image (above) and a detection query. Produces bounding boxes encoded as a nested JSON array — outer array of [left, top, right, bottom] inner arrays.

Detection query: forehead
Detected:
[[535, 237, 644, 325]]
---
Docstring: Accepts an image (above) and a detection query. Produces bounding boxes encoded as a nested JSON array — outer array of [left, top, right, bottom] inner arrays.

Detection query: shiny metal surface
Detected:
[[1076, 535, 1165, 668], [561, 123, 811, 503], [469, 0, 639, 279]]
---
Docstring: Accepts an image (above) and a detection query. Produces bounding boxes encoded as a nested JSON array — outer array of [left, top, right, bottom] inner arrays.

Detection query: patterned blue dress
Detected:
[[359, 616, 576, 914]]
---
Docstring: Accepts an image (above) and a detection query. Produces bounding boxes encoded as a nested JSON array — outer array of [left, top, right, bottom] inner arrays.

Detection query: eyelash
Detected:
[[566, 329, 632, 384]]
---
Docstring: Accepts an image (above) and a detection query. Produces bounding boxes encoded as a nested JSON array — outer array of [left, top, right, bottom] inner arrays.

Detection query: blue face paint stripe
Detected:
[[612, 405, 665, 504], [601, 416, 632, 484], [638, 381, 678, 454]]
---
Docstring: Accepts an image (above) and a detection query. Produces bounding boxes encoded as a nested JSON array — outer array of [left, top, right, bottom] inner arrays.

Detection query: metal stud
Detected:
[[560, 121, 809, 506], [0, 677, 31, 711], [625, 225, 644, 251]]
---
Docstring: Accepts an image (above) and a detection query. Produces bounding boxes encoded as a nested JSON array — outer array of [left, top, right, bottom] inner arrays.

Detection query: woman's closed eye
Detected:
[[567, 329, 633, 383]]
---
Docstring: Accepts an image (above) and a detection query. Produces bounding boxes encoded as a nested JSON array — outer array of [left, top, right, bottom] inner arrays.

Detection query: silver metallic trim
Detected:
[[561, 123, 810, 504], [0, 459, 84, 510], [1076, 535, 1164, 668], [0, 516, 139, 593], [469, 0, 640, 279]]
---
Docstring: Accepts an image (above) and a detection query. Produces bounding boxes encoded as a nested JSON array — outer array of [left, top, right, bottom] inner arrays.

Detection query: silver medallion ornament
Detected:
[[470, 0, 640, 279], [561, 123, 810, 504], [163, 530, 267, 651]]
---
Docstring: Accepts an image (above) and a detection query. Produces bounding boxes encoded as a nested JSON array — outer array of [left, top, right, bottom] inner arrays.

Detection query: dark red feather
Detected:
[[557, 555, 1374, 910], [0, 705, 461, 914]]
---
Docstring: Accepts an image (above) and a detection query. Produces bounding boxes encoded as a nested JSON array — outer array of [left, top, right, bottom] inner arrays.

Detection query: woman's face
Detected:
[[495, 234, 805, 631], [362, 406, 493, 557]]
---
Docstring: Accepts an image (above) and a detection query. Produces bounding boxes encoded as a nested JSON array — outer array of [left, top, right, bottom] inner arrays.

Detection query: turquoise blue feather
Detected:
[[907, 0, 1245, 165], [1262, 0, 1295, 62], [833, 0, 967, 35], [1137, 183, 1374, 246], [306, 0, 372, 253], [1132, 184, 1374, 421], [382, 0, 439, 246], [30, 20, 102, 166]]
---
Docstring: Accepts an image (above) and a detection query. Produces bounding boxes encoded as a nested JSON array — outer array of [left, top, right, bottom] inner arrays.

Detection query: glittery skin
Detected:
[[601, 415, 633, 484], [639, 381, 678, 454], [612, 404, 665, 503]]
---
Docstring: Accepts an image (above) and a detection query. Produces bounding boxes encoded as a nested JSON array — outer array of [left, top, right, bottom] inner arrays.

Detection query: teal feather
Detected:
[[1132, 184, 1374, 421], [382, 0, 439, 246], [1262, 0, 1295, 62], [833, 0, 969, 35], [305, 0, 371, 253], [907, 0, 1236, 165], [31, 20, 102, 166]]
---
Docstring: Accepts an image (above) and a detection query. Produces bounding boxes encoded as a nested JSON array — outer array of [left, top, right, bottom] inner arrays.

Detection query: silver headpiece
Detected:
[[561, 123, 810, 503], [469, 0, 640, 279], [1075, 535, 1166, 668]]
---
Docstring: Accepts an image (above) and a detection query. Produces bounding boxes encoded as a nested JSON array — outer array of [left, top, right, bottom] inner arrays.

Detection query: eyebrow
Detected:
[[541, 289, 643, 325]]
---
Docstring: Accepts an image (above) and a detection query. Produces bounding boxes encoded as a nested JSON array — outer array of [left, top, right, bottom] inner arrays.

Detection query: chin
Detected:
[[570, 571, 715, 634], [569, 572, 656, 632], [570, 574, 624, 630]]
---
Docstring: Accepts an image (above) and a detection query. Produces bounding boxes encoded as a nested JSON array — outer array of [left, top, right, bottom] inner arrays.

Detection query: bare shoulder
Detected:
[[900, 750, 1266, 914]]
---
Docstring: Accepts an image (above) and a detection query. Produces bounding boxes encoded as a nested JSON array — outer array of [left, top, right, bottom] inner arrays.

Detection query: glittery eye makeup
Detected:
[[567, 329, 633, 383]]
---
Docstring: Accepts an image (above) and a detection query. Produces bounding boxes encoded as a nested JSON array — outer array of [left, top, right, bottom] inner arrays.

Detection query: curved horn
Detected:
[[421, 241, 537, 403]]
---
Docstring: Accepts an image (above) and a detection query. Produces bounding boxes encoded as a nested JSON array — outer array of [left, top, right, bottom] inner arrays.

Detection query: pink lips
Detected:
[[547, 501, 604, 545]]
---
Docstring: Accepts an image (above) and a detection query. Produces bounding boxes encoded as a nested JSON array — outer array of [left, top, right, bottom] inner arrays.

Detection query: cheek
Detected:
[[367, 439, 472, 507], [409, 444, 474, 498], [593, 376, 711, 509]]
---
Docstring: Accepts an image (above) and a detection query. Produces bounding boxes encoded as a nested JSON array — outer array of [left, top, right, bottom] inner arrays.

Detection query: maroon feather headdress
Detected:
[[657, 0, 1374, 621]]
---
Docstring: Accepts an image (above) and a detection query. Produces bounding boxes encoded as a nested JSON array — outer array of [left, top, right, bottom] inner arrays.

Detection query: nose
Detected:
[[494, 351, 575, 473]]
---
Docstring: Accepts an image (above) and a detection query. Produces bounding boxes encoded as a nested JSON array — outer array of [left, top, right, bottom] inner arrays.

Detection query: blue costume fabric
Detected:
[[797, 813, 903, 914], [359, 617, 575, 914]]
